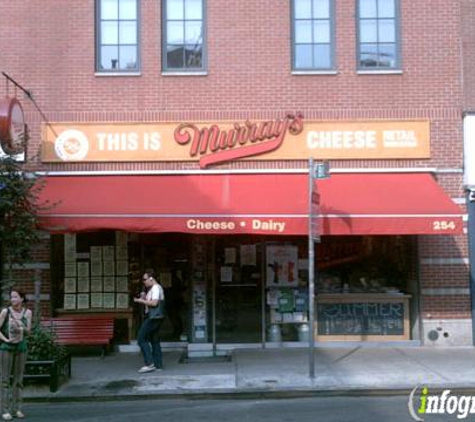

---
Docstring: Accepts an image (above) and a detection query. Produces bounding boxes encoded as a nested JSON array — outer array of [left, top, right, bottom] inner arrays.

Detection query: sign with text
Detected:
[[41, 119, 430, 166], [317, 302, 405, 336]]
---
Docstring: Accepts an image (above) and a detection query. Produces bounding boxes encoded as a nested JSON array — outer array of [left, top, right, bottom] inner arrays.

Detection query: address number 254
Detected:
[[433, 221, 457, 231]]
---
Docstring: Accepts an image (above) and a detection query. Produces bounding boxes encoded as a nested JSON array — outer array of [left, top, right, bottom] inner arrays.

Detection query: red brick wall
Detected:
[[0, 0, 464, 172], [461, 0, 475, 109], [3, 1, 464, 115], [420, 296, 472, 319], [0, 1, 470, 323], [2, 236, 51, 319]]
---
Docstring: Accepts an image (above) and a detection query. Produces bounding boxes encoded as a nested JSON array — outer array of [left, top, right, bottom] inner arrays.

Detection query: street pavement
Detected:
[[23, 396, 452, 422], [23, 346, 475, 401]]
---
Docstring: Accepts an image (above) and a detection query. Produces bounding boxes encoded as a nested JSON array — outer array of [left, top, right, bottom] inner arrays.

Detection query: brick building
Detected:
[[0, 0, 471, 348]]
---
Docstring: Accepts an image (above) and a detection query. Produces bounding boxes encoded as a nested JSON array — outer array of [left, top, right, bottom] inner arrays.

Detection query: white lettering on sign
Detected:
[[252, 219, 286, 233], [143, 132, 162, 151], [383, 130, 418, 148], [186, 219, 236, 231], [432, 221, 456, 231], [96, 132, 161, 151], [306, 131, 377, 149]]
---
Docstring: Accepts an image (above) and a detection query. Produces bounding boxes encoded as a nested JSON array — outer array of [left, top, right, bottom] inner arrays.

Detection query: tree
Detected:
[[0, 155, 44, 300]]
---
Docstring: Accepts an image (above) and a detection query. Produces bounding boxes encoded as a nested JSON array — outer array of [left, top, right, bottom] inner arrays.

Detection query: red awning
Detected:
[[37, 173, 464, 236]]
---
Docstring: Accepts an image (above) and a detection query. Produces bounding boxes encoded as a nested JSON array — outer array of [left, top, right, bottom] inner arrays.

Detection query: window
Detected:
[[163, 0, 206, 72], [357, 0, 400, 70], [96, 0, 139, 72], [292, 0, 335, 71]]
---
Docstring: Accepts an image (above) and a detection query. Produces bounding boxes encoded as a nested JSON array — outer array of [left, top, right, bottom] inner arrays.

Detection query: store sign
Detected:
[[0, 96, 26, 156], [41, 119, 430, 165], [174, 113, 304, 167], [185, 218, 291, 234]]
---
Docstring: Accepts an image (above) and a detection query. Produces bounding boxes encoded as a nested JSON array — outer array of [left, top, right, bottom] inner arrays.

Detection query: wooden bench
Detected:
[[40, 317, 114, 357]]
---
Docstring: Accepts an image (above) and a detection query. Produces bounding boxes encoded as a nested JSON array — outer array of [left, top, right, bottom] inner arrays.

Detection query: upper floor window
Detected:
[[96, 0, 139, 72], [163, 0, 206, 72], [292, 0, 335, 71], [357, 0, 400, 70]]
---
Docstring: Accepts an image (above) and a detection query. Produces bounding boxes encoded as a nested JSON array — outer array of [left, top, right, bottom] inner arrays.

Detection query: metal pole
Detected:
[[466, 189, 475, 345], [308, 158, 315, 379], [211, 238, 217, 356], [261, 241, 266, 348]]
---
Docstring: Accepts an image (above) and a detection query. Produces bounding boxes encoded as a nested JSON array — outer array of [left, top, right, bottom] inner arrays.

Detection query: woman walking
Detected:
[[0, 289, 32, 420], [133, 269, 165, 373]]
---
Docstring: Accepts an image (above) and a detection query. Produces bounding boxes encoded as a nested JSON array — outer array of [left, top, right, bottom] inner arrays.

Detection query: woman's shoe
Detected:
[[2, 413, 12, 421], [14, 411, 25, 419]]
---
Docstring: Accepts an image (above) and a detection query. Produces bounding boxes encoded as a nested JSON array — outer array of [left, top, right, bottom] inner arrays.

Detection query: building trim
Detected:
[[291, 71, 339, 76], [420, 258, 469, 265], [357, 70, 403, 75], [37, 167, 442, 176], [25, 294, 51, 301], [161, 72, 208, 77], [421, 288, 471, 296], [3, 263, 50, 270], [44, 212, 462, 219], [94, 72, 141, 77]]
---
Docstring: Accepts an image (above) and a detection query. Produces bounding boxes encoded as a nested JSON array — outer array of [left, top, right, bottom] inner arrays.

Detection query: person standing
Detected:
[[0, 289, 32, 421], [133, 269, 165, 373]]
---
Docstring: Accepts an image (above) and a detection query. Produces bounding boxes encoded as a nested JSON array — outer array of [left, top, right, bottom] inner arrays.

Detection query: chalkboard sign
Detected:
[[317, 302, 404, 336]]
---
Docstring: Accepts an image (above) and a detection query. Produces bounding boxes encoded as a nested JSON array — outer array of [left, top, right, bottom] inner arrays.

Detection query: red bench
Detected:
[[40, 317, 114, 357]]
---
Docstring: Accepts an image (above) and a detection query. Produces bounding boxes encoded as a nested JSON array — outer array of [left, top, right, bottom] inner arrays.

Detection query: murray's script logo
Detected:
[[173, 113, 304, 168]]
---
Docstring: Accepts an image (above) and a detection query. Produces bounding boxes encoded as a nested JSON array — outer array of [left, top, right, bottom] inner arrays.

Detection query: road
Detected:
[[23, 395, 450, 421]]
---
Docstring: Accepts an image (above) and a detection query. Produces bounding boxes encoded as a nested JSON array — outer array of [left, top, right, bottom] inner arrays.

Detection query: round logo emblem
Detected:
[[0, 97, 26, 155], [54, 129, 90, 161]]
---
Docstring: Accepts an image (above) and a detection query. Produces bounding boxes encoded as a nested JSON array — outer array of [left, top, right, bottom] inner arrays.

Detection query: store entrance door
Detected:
[[213, 239, 264, 344]]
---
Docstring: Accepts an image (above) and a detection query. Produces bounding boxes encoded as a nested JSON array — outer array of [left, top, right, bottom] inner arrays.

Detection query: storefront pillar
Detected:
[[463, 113, 475, 346], [466, 189, 475, 346]]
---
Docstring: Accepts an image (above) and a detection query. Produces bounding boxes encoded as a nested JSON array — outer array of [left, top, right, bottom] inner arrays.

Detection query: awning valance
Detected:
[[37, 173, 464, 236]]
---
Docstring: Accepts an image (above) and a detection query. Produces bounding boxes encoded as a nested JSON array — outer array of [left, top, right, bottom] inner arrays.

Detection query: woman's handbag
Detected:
[[148, 300, 166, 319]]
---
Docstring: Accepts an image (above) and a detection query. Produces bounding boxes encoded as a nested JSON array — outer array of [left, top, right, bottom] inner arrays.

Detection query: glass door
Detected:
[[213, 238, 263, 344]]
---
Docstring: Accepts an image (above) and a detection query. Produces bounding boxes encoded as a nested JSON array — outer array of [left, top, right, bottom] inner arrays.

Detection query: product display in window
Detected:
[[60, 231, 131, 311], [64, 278, 76, 293], [64, 294, 76, 310], [91, 293, 103, 308], [266, 287, 309, 324]]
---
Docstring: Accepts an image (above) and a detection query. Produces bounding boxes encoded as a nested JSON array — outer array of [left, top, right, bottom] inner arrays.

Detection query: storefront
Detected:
[[38, 169, 464, 347]]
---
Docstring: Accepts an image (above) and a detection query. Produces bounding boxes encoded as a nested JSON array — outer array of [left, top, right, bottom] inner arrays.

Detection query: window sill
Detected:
[[357, 70, 403, 75], [291, 70, 338, 76], [95, 72, 141, 77], [161, 71, 208, 76]]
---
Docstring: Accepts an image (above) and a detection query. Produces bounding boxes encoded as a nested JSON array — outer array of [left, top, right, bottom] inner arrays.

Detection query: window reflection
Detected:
[[164, 0, 204, 71], [292, 0, 333, 70], [98, 0, 138, 72], [358, 0, 398, 69]]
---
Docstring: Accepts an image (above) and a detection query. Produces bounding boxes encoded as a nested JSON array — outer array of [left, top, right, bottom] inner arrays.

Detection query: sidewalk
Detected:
[[24, 346, 475, 401]]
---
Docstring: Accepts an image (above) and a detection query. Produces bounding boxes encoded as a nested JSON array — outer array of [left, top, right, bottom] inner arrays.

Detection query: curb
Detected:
[[24, 386, 475, 403]]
